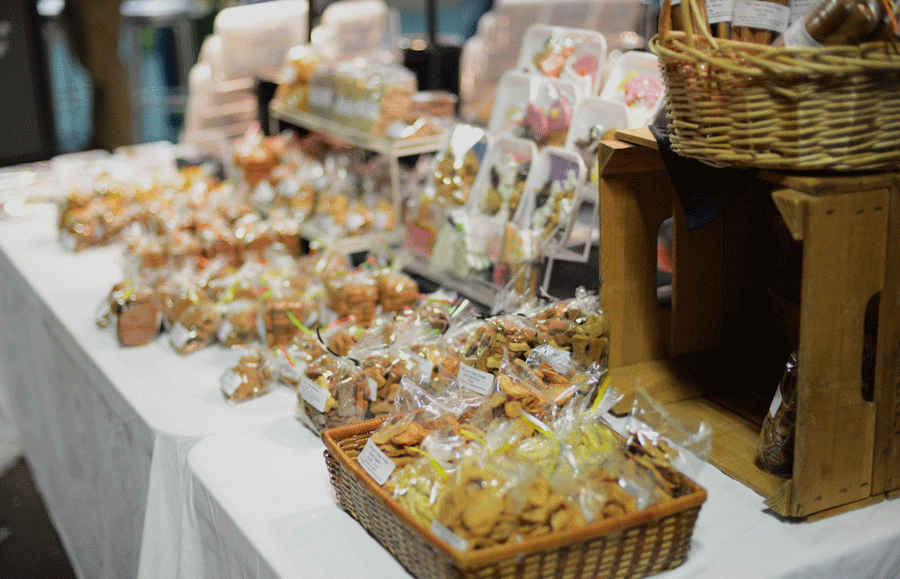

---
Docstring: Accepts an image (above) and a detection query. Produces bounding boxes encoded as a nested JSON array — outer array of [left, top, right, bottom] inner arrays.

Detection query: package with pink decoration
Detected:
[[598, 51, 666, 129], [516, 24, 608, 96], [488, 71, 581, 149]]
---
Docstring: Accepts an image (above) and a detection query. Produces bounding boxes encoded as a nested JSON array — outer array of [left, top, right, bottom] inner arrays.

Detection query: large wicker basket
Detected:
[[322, 417, 707, 579], [649, 0, 900, 171]]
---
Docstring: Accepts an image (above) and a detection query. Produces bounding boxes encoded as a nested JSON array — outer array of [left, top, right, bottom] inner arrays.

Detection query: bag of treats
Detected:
[[95, 279, 162, 348], [531, 291, 610, 366], [624, 388, 712, 484], [220, 347, 277, 403], [524, 344, 607, 416], [271, 331, 327, 390], [460, 314, 548, 373], [169, 296, 221, 355], [298, 351, 370, 433], [755, 351, 798, 478], [216, 298, 261, 346], [325, 270, 381, 328], [430, 451, 540, 550]]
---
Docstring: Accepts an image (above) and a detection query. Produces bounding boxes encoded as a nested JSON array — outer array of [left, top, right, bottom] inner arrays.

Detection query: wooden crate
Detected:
[[598, 129, 900, 519]]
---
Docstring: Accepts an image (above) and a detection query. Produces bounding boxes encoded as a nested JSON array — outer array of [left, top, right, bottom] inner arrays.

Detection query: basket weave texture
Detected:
[[649, 0, 900, 171], [322, 417, 707, 579]]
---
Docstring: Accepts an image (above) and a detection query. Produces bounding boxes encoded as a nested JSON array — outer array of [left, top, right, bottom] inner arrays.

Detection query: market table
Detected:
[[187, 414, 900, 579], [0, 210, 298, 579]]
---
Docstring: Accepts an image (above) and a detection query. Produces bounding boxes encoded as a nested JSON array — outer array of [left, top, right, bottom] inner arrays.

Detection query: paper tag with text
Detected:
[[358, 438, 396, 485]]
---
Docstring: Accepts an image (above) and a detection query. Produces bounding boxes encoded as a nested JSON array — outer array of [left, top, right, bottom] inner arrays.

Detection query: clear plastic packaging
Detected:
[[220, 347, 277, 403], [755, 351, 798, 478]]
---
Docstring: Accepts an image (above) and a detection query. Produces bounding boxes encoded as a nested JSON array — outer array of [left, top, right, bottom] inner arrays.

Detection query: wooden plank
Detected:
[[599, 142, 674, 368], [802, 495, 885, 522], [598, 139, 666, 175], [608, 358, 709, 414], [612, 127, 658, 150], [663, 397, 785, 499], [758, 171, 896, 197], [791, 188, 886, 517], [771, 188, 809, 242], [872, 177, 900, 495]]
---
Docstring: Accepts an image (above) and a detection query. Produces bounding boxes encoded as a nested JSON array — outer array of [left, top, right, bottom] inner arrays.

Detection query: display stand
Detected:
[[269, 100, 445, 206], [268, 100, 445, 255], [599, 128, 900, 520]]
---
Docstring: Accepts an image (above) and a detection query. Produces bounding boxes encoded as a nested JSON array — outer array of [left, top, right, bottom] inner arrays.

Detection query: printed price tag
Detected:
[[220, 370, 244, 398], [299, 376, 330, 413], [733, 0, 790, 33], [768, 386, 783, 417], [457, 363, 495, 396], [431, 520, 468, 552], [705, 0, 733, 24], [280, 362, 305, 383], [169, 323, 193, 349], [358, 438, 396, 485]]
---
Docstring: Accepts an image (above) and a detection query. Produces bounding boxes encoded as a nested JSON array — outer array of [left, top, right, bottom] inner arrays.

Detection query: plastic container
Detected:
[[564, 96, 630, 169], [598, 51, 665, 129], [488, 71, 581, 149], [213, 0, 309, 82], [468, 134, 538, 218], [516, 24, 608, 96]]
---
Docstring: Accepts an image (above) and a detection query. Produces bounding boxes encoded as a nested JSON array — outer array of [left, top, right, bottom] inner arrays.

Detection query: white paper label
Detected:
[[367, 377, 378, 402], [358, 438, 396, 485], [431, 520, 468, 551], [782, 18, 822, 47], [768, 386, 783, 417], [788, 0, 818, 23], [705, 0, 734, 24], [169, 323, 193, 349], [280, 362, 305, 383], [457, 363, 495, 396], [220, 370, 244, 398], [216, 319, 234, 343], [299, 376, 330, 413], [732, 0, 790, 33]]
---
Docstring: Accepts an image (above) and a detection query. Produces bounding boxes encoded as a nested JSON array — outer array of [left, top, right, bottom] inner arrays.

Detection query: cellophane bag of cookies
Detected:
[[220, 347, 277, 403], [460, 314, 548, 374], [95, 278, 163, 348], [430, 448, 544, 550], [624, 388, 712, 484], [271, 332, 327, 390], [525, 344, 608, 416], [530, 290, 610, 366], [169, 293, 222, 355], [755, 351, 798, 478], [298, 350, 370, 433]]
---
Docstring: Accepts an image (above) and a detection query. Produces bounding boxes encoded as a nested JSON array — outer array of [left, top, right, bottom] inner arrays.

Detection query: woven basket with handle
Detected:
[[649, 0, 900, 171]]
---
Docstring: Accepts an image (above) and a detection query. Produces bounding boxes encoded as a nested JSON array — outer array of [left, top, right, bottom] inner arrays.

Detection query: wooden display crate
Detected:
[[598, 129, 900, 520]]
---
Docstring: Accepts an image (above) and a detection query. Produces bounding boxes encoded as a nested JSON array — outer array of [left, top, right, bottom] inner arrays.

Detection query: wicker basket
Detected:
[[649, 0, 900, 171], [322, 417, 707, 579]]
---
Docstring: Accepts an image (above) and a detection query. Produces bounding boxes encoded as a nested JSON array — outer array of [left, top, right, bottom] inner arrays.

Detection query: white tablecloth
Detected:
[[0, 213, 298, 579], [188, 416, 900, 579]]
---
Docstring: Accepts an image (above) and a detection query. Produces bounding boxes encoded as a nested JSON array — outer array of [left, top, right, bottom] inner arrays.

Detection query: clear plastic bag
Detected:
[[755, 351, 798, 478], [624, 389, 712, 494], [220, 347, 277, 403]]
